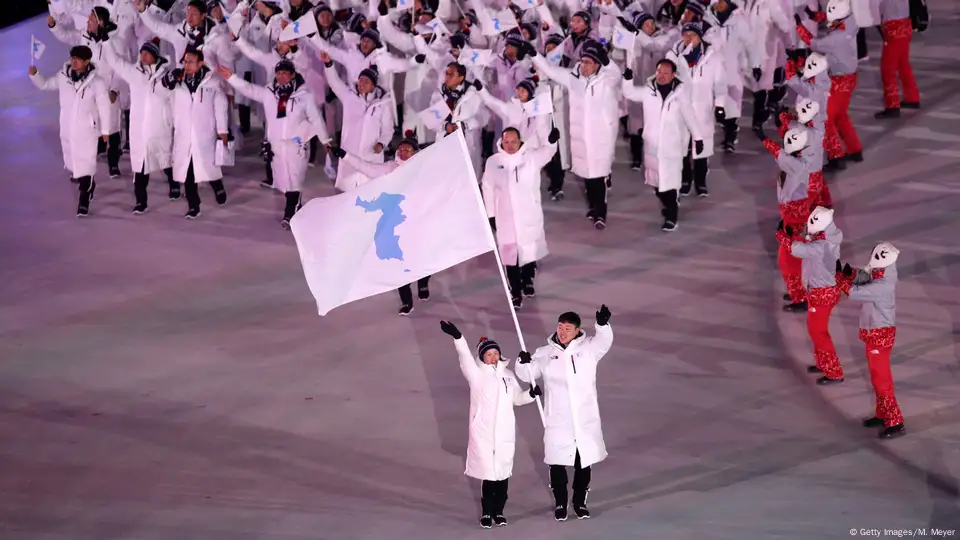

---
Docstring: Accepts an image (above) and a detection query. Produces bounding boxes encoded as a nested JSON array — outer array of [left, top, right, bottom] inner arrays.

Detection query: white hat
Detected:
[[826, 0, 852, 22], [784, 126, 810, 154], [802, 52, 828, 80], [796, 97, 820, 124], [866, 242, 899, 269], [807, 206, 834, 234]]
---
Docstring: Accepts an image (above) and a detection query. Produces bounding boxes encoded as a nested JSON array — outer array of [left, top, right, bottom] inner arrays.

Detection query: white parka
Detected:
[[628, 27, 680, 132], [103, 48, 174, 174], [666, 42, 726, 159], [324, 64, 395, 191], [481, 140, 557, 266], [477, 88, 552, 150], [532, 54, 621, 179], [516, 322, 614, 468], [428, 83, 487, 177], [227, 75, 330, 192], [30, 64, 112, 178], [743, 0, 794, 92], [454, 337, 535, 482], [623, 76, 703, 192], [169, 69, 229, 182], [710, 5, 760, 118]]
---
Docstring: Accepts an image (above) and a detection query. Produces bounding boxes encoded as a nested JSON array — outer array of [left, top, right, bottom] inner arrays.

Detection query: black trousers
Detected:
[[263, 140, 275, 184], [505, 262, 536, 299], [481, 478, 509, 517], [283, 191, 301, 220], [654, 187, 679, 224], [722, 118, 739, 146], [397, 276, 430, 306], [629, 132, 644, 165], [122, 110, 130, 150], [545, 149, 565, 194], [77, 175, 94, 211], [98, 132, 122, 170], [183, 161, 226, 211], [856, 27, 868, 60], [134, 167, 176, 206], [309, 136, 319, 164], [549, 451, 591, 508], [681, 141, 708, 193], [584, 176, 609, 221], [752, 90, 769, 126], [238, 71, 252, 133]]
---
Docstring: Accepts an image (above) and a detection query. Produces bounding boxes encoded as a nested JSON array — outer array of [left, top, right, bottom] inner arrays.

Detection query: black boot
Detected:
[[816, 376, 844, 385], [824, 158, 847, 172], [880, 424, 906, 439], [722, 118, 739, 153], [783, 301, 808, 312], [629, 133, 644, 170], [846, 151, 864, 163], [862, 417, 884, 428], [211, 180, 227, 205], [874, 108, 900, 119], [281, 191, 301, 230], [807, 365, 823, 374], [77, 176, 94, 217], [782, 293, 791, 301], [572, 489, 591, 519]]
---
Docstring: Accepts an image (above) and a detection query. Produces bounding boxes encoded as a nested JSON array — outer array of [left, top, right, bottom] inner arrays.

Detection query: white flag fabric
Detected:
[[545, 43, 564, 66], [511, 0, 538, 10], [290, 131, 495, 316], [279, 12, 319, 41], [459, 46, 494, 68], [225, 12, 245, 38], [418, 100, 451, 132], [31, 35, 46, 61], [424, 17, 448, 36], [391, 0, 415, 11], [47, 0, 68, 15], [522, 91, 554, 117], [611, 22, 636, 51], [482, 8, 518, 36]]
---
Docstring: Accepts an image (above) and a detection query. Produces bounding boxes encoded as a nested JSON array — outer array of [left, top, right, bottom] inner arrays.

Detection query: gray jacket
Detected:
[[776, 151, 813, 204], [791, 222, 843, 289], [811, 20, 859, 76], [786, 74, 830, 121], [880, 0, 910, 22], [848, 264, 897, 329]]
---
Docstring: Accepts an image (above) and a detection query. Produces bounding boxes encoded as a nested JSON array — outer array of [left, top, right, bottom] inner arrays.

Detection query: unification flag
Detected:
[[290, 131, 495, 315], [482, 7, 518, 36], [611, 21, 636, 51], [417, 100, 451, 132], [459, 46, 494, 69], [30, 35, 46, 62], [522, 91, 553, 117], [279, 12, 319, 41]]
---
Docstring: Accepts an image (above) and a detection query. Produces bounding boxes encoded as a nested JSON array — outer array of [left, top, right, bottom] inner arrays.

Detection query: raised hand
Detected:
[[473, 79, 483, 91], [842, 263, 853, 277], [440, 320, 462, 339], [596, 304, 611, 326], [623, 67, 633, 80], [414, 54, 426, 64], [518, 350, 532, 364]]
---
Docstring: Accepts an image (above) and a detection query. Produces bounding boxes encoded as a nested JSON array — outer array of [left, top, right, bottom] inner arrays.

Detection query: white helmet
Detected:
[[866, 242, 900, 269], [807, 206, 834, 234], [784, 126, 810, 154], [826, 0, 852, 22], [796, 98, 820, 124], [802, 53, 829, 80]]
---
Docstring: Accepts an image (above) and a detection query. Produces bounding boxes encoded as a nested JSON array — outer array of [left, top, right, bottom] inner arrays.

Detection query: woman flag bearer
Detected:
[[517, 305, 613, 522], [30, 46, 112, 217], [220, 60, 331, 229], [836, 243, 906, 439], [439, 321, 540, 529]]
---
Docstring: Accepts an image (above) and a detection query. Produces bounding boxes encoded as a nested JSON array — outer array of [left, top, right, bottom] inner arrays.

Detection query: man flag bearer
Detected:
[[516, 305, 613, 521]]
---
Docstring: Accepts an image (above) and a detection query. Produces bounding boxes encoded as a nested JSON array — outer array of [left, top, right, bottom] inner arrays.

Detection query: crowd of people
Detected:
[[30, 0, 926, 528]]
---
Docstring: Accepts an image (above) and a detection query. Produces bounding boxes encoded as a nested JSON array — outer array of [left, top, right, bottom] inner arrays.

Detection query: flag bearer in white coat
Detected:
[[439, 322, 539, 529], [30, 46, 112, 217], [103, 41, 180, 213], [482, 127, 559, 310], [622, 59, 704, 232], [220, 60, 331, 229], [162, 47, 229, 219], [516, 305, 614, 522]]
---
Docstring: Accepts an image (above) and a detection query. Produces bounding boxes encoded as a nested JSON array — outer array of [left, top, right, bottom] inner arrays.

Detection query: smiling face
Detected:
[[317, 10, 333, 28], [557, 322, 579, 346], [642, 19, 656, 35], [396, 142, 417, 161], [655, 61, 676, 85], [682, 30, 701, 47], [275, 69, 294, 86], [580, 56, 599, 77], [359, 37, 377, 55], [70, 56, 91, 73], [570, 14, 587, 34], [357, 74, 374, 94], [501, 129, 521, 154], [482, 349, 501, 365]]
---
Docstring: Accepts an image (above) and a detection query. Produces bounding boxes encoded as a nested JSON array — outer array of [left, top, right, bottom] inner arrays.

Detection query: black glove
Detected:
[[785, 225, 794, 237], [439, 320, 462, 339], [488, 217, 496, 231], [843, 263, 854, 277], [794, 13, 803, 26], [522, 41, 537, 58], [804, 7, 817, 19], [528, 384, 542, 397], [596, 304, 611, 326], [835, 259, 843, 273], [623, 67, 633, 80], [714, 106, 725, 122], [328, 145, 346, 159], [414, 53, 426, 64], [548, 127, 560, 144], [518, 350, 532, 364], [777, 219, 784, 232], [752, 67, 762, 82], [694, 140, 704, 155], [617, 16, 638, 34], [473, 79, 483, 91]]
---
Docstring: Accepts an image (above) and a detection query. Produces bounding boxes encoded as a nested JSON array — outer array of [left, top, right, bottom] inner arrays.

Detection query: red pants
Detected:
[[861, 327, 904, 427], [777, 233, 805, 303], [808, 171, 832, 208], [881, 19, 920, 109], [807, 287, 844, 380], [824, 74, 862, 159]]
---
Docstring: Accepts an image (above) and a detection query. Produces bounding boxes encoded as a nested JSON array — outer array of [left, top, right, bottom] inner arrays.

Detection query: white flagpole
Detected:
[[452, 130, 546, 426]]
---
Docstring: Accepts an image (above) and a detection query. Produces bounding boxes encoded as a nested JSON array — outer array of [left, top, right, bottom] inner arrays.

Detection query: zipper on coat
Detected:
[[571, 355, 577, 374], [502, 378, 508, 393]]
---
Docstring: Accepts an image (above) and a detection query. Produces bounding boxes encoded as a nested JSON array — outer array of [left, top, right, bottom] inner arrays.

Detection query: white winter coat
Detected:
[[666, 42, 726, 159], [228, 75, 330, 192], [139, 11, 237, 69], [628, 28, 680, 132], [516, 323, 614, 468], [546, 80, 571, 170], [324, 65, 395, 191], [454, 337, 535, 482], [104, 49, 174, 175], [711, 6, 760, 118], [30, 64, 112, 178], [743, 0, 794, 92], [170, 70, 229, 182], [623, 77, 703, 192], [481, 140, 556, 266], [477, 88, 552, 150], [532, 55, 621, 179], [428, 83, 487, 177]]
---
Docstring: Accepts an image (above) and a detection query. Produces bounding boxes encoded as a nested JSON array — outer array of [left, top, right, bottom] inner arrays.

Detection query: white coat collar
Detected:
[[61, 63, 98, 92], [474, 357, 509, 373], [548, 331, 586, 352], [492, 141, 530, 167]]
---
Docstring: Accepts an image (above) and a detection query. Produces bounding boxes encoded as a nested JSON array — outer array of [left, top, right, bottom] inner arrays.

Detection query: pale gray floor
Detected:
[[1, 7, 959, 539]]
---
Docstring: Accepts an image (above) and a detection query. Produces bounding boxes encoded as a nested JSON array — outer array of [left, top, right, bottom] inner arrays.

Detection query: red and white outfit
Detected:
[[763, 132, 812, 305], [878, 0, 920, 109]]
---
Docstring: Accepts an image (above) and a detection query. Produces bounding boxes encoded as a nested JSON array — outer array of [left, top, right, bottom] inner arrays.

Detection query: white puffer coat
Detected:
[[743, 0, 794, 92], [169, 69, 229, 182], [477, 88, 552, 150], [428, 83, 487, 176], [666, 42, 727, 159], [454, 337, 535, 482], [628, 27, 680, 132], [30, 64, 112, 178], [481, 140, 557, 266], [516, 322, 614, 468]]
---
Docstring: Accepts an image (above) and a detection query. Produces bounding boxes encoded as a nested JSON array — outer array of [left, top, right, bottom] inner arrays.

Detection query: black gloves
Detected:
[[440, 320, 462, 339], [836, 259, 843, 273], [521, 41, 537, 58], [328, 145, 346, 159], [473, 79, 483, 91], [785, 224, 794, 237], [694, 140, 704, 155], [596, 304, 611, 326], [617, 16, 637, 33], [778, 219, 784, 232], [488, 217, 496, 232], [714, 106, 725, 122], [414, 53, 426, 64], [528, 384, 542, 398], [518, 350, 532, 364], [623, 67, 634, 80], [548, 127, 560, 144], [752, 67, 762, 82], [804, 6, 817, 19], [794, 13, 803, 26], [842, 263, 853, 277]]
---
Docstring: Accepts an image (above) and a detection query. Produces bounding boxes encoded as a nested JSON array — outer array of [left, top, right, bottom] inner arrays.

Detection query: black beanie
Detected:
[[92, 6, 111, 24], [275, 59, 296, 73], [477, 336, 501, 359], [572, 10, 591, 27], [450, 33, 466, 49], [558, 311, 581, 327]]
